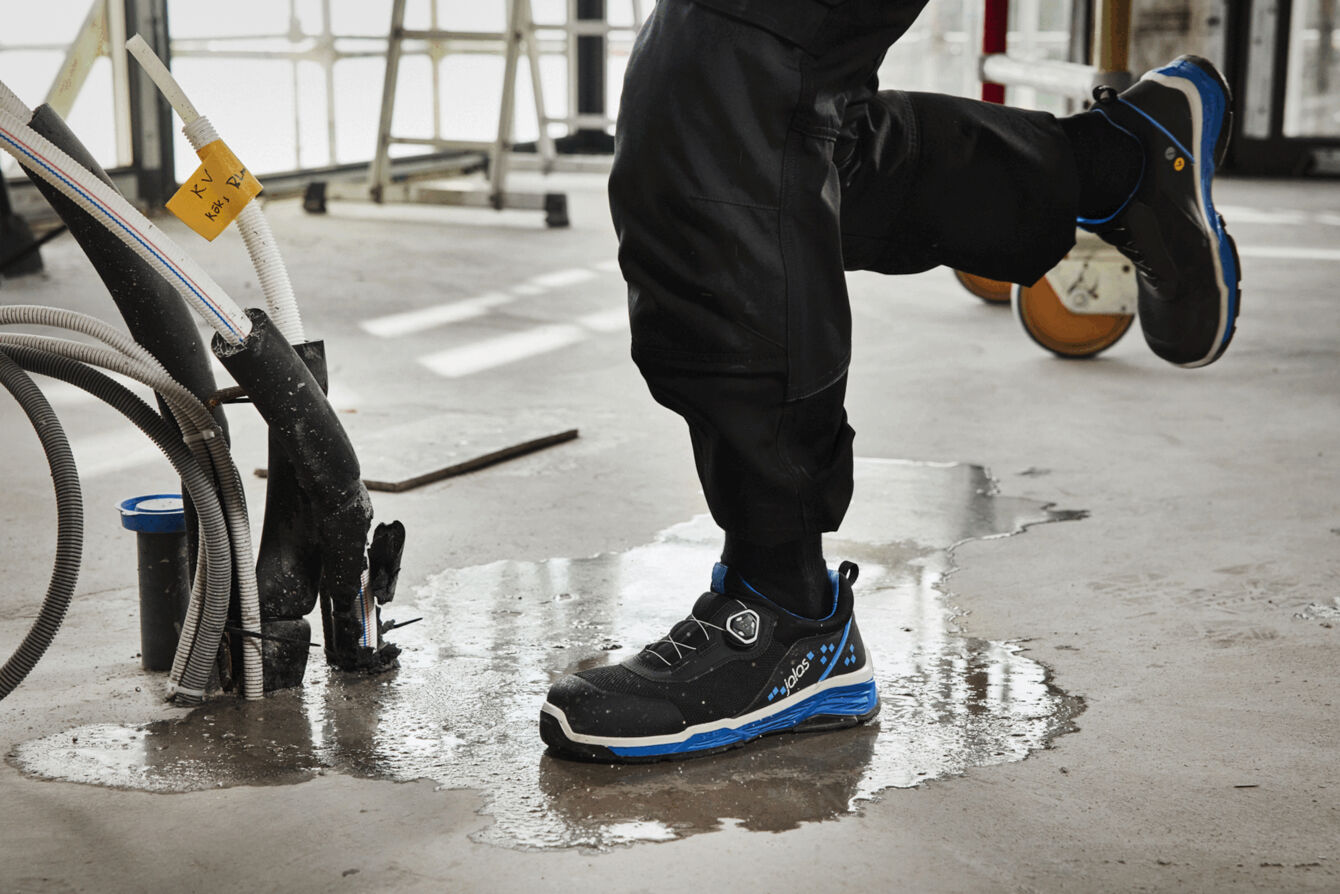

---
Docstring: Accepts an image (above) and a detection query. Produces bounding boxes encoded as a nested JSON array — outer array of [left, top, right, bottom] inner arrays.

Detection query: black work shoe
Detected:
[[539, 561, 879, 762], [1082, 55, 1241, 368]]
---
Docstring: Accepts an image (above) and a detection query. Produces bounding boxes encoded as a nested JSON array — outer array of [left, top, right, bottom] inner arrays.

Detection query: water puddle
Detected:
[[11, 459, 1086, 850]]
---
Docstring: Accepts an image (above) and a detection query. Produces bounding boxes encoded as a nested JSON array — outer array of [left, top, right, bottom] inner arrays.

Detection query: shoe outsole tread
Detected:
[[540, 701, 881, 764]]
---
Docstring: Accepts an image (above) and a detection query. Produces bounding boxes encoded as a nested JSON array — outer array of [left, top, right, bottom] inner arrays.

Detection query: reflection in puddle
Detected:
[[12, 459, 1085, 850]]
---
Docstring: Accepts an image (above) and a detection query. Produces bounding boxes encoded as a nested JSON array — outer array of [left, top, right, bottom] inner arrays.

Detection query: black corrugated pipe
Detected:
[[0, 349, 82, 700], [22, 104, 226, 433], [21, 103, 227, 598], [252, 339, 328, 691], [213, 309, 398, 673]]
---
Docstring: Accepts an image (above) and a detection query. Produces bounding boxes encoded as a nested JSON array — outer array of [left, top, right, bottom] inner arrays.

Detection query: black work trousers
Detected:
[[609, 0, 1081, 544]]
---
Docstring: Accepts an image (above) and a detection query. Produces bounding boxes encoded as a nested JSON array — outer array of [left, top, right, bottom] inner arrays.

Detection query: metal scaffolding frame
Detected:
[[0, 0, 173, 224], [303, 0, 571, 227]]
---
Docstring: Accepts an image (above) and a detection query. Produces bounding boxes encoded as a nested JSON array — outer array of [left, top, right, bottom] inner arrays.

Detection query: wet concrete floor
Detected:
[[11, 459, 1084, 851]]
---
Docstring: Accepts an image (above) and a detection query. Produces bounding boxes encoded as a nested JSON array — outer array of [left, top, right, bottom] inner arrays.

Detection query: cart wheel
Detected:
[[1013, 277, 1134, 358], [953, 270, 1013, 304]]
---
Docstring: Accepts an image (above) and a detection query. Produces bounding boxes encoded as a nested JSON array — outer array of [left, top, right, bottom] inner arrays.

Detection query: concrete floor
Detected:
[[0, 170, 1337, 892]]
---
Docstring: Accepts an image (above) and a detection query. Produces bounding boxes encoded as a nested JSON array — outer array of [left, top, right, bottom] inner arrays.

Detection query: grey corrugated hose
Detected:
[[0, 348, 83, 700]]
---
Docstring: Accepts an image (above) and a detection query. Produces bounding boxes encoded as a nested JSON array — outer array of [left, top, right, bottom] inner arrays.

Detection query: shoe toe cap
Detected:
[[545, 672, 687, 739]]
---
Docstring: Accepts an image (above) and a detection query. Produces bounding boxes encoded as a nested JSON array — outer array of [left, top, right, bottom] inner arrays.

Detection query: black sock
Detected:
[[722, 532, 831, 619], [1059, 109, 1143, 221]]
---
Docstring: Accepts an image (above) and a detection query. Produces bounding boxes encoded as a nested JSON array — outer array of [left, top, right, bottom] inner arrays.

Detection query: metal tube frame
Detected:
[[322, 0, 571, 227], [4, 0, 173, 223], [979, 0, 1132, 102]]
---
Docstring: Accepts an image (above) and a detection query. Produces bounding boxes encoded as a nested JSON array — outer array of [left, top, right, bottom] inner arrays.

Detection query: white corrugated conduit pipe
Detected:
[[126, 34, 307, 344], [0, 306, 264, 701]]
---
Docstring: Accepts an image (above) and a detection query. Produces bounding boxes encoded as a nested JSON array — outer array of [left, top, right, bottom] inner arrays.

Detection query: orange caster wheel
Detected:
[[953, 269, 1013, 304], [1013, 276, 1134, 358]]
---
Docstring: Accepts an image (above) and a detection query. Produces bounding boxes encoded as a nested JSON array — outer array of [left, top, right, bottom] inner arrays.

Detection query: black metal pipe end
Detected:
[[255, 340, 328, 625], [213, 310, 399, 675], [134, 531, 190, 672]]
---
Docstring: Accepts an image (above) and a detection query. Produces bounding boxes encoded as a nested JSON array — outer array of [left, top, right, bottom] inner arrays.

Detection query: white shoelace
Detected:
[[641, 600, 748, 666]]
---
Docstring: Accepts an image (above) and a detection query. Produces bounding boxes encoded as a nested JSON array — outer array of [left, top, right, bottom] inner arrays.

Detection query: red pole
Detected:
[[982, 0, 1008, 103]]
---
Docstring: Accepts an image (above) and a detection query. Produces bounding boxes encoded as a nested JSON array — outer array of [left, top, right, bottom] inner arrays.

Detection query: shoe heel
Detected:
[[1216, 226, 1243, 357], [1174, 54, 1232, 98], [794, 699, 881, 732], [1214, 107, 1233, 169]]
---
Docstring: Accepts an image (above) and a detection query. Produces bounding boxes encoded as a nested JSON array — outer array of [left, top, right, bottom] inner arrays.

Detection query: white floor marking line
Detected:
[[577, 308, 628, 333], [529, 268, 598, 289], [1217, 205, 1312, 226], [73, 428, 164, 478], [418, 324, 588, 378], [358, 261, 620, 340], [210, 358, 235, 388], [325, 381, 363, 410], [360, 292, 513, 338], [1217, 205, 1340, 228], [1237, 246, 1340, 262]]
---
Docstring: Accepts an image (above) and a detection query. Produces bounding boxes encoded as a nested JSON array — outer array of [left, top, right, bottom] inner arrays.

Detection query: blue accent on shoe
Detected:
[[816, 618, 853, 684], [1117, 96, 1195, 163], [806, 650, 814, 660], [711, 562, 728, 594], [607, 679, 879, 758], [1077, 110, 1146, 229], [820, 655, 828, 665], [1168, 58, 1239, 342]]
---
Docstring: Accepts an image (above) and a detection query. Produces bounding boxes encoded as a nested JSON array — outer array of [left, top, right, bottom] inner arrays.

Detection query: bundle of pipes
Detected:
[[0, 307, 253, 702], [0, 40, 404, 704]]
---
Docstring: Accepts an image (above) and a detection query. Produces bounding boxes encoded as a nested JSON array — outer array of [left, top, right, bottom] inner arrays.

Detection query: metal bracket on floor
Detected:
[[303, 177, 569, 229]]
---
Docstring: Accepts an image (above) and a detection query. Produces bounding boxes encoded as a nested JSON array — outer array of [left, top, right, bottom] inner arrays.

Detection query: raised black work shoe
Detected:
[[539, 562, 879, 762], [1082, 55, 1241, 368]]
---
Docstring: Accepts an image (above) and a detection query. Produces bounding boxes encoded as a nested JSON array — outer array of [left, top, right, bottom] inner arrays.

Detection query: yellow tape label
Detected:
[[165, 140, 262, 241]]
